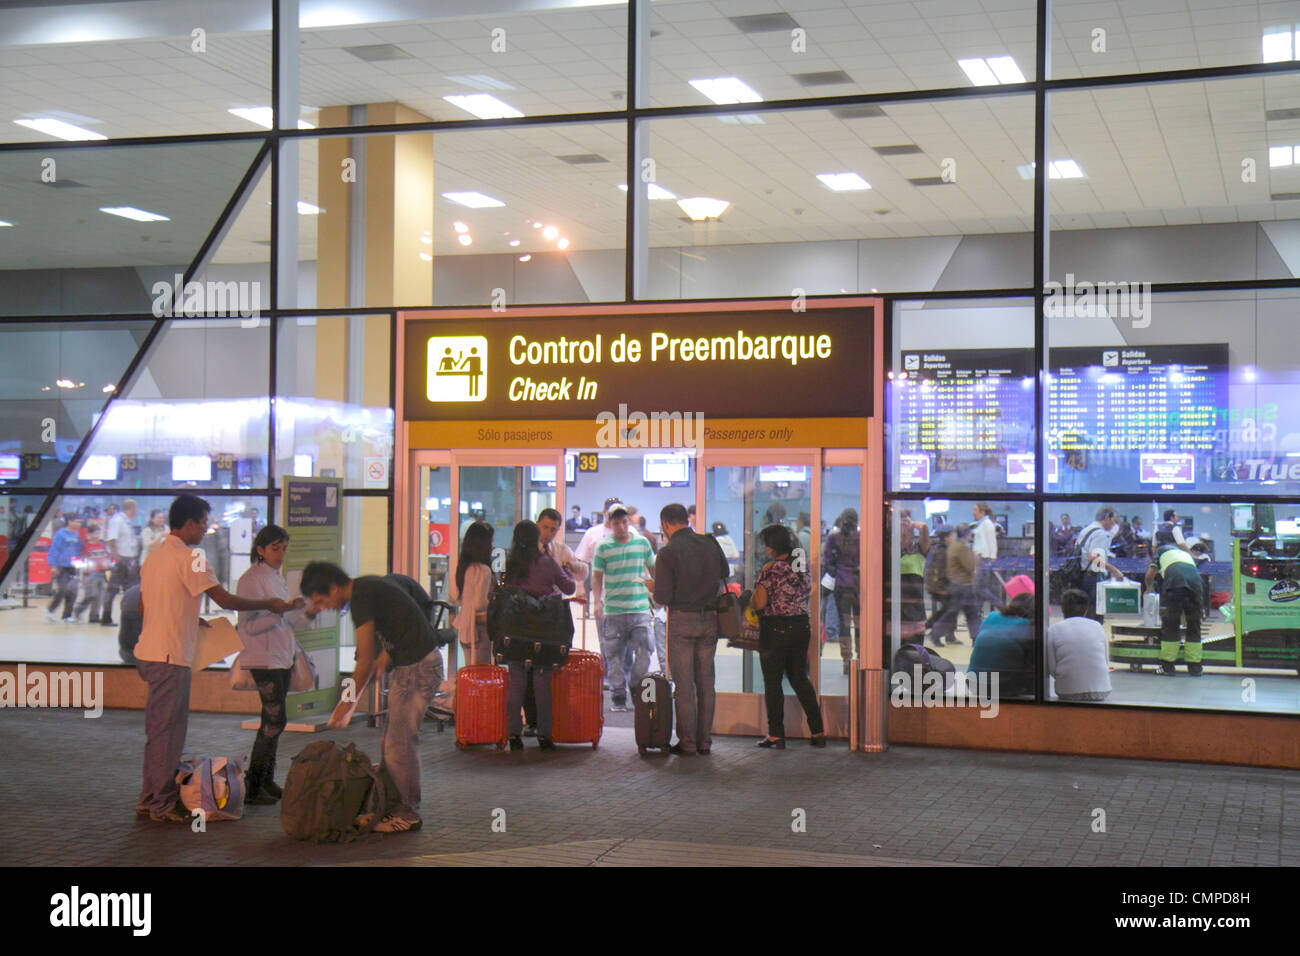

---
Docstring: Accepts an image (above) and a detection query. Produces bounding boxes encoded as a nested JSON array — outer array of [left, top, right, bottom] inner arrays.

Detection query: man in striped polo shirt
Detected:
[[592, 506, 655, 711]]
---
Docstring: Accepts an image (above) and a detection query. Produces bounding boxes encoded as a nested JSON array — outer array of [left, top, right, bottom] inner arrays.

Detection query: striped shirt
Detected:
[[593, 534, 654, 614]]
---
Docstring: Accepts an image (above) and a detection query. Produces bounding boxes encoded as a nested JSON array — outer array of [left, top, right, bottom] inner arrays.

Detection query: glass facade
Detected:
[[1, 0, 1297, 731]]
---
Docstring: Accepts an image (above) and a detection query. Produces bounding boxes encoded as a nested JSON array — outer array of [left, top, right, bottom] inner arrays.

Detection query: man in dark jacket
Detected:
[[653, 503, 729, 756]]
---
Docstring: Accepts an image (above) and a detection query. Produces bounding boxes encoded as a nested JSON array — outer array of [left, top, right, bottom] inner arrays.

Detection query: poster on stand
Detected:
[[281, 477, 342, 721]]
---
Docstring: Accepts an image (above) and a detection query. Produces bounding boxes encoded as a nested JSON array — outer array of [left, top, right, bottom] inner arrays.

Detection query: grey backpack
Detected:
[[280, 741, 389, 842]]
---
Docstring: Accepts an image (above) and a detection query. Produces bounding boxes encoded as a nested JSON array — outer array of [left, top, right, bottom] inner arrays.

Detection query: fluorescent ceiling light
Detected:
[[443, 94, 523, 119], [1262, 29, 1296, 63], [229, 107, 314, 130], [457, 234, 473, 247], [0, 220, 12, 227], [442, 191, 505, 208], [102, 384, 115, 393], [446, 74, 515, 91], [100, 206, 169, 222], [14, 118, 106, 141], [718, 114, 765, 125], [453, 221, 469, 234], [986, 56, 1026, 84], [297, 201, 322, 215], [519, 255, 532, 262], [301, 7, 368, 28], [688, 77, 763, 104], [419, 252, 432, 261], [509, 239, 521, 246], [817, 172, 871, 191], [1270, 145, 1294, 167], [677, 197, 730, 220], [957, 58, 999, 86], [1016, 160, 1086, 179], [618, 183, 678, 200]]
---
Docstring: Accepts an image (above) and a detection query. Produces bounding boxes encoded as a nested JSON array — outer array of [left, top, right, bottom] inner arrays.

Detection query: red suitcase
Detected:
[[454, 664, 509, 750], [550, 650, 604, 748]]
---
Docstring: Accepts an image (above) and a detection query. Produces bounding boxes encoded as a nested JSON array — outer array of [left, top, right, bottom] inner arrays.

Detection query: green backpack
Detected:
[[280, 741, 390, 842]]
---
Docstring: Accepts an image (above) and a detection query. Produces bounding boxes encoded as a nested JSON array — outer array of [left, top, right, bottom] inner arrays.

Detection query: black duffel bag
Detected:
[[487, 585, 574, 667]]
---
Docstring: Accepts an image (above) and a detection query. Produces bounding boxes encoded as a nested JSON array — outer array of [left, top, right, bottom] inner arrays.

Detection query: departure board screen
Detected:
[[1046, 344, 1227, 491], [893, 349, 1036, 491]]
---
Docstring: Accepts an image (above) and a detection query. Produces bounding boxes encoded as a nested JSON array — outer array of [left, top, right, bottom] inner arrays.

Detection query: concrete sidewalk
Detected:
[[1, 709, 1296, 866]]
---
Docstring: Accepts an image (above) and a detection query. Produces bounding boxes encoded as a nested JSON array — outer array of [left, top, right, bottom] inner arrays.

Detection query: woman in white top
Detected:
[[236, 524, 308, 804], [450, 521, 495, 666], [139, 509, 168, 561], [1046, 588, 1112, 700]]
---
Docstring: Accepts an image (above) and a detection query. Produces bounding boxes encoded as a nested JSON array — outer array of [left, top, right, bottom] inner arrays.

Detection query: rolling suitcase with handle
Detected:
[[634, 672, 673, 756], [454, 664, 509, 750], [549, 649, 604, 748]]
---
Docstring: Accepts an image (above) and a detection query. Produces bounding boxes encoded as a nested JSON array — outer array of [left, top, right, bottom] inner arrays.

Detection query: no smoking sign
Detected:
[[364, 456, 389, 488]]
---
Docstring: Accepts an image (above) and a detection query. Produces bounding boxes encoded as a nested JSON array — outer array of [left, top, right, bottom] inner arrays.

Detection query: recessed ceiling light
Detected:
[[297, 201, 322, 215], [557, 237, 569, 250], [102, 384, 115, 393], [817, 172, 871, 191], [1271, 146, 1296, 167], [100, 206, 169, 222], [1050, 159, 1085, 179], [688, 77, 763, 105], [446, 74, 515, 91], [1262, 29, 1297, 63], [677, 197, 730, 220], [442, 191, 505, 208], [457, 234, 473, 247], [532, 221, 542, 228], [0, 220, 12, 227], [509, 239, 521, 246], [542, 225, 559, 240], [519, 254, 531, 262], [228, 107, 314, 130], [443, 94, 523, 119], [341, 43, 413, 62], [419, 251, 432, 261], [14, 118, 106, 141], [958, 57, 1026, 86], [985, 56, 1026, 84], [420, 233, 432, 244], [617, 183, 678, 200], [453, 221, 469, 233]]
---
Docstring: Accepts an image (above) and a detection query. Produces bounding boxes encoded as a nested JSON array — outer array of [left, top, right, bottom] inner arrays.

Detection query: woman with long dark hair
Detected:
[[503, 520, 575, 751], [752, 524, 825, 749], [450, 521, 495, 666], [823, 508, 860, 675], [235, 523, 309, 804]]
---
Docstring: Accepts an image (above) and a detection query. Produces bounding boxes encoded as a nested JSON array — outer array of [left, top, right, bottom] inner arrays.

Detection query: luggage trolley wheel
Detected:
[[455, 740, 467, 750], [1129, 663, 1144, 672], [496, 739, 507, 751], [591, 741, 598, 749]]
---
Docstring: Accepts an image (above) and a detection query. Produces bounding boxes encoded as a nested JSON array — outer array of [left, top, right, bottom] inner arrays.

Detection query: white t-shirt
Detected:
[[135, 533, 219, 666], [1046, 616, 1112, 697], [972, 516, 998, 560], [1076, 522, 1114, 574], [106, 511, 140, 558]]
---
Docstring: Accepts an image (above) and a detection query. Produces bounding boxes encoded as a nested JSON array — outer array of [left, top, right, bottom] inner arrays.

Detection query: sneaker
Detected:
[[373, 814, 422, 833], [610, 698, 630, 712], [150, 805, 193, 824], [522, 724, 537, 738], [1156, 663, 1178, 676], [44, 610, 59, 623], [100, 619, 116, 627]]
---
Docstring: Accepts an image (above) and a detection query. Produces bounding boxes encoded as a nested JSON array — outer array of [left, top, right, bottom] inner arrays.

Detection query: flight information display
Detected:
[[893, 349, 1036, 491], [1046, 344, 1227, 491]]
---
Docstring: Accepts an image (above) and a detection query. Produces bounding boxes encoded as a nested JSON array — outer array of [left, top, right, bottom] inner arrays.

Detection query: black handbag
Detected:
[[487, 586, 574, 667]]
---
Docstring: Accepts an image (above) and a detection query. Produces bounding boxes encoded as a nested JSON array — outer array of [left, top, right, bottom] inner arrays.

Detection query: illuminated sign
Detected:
[[1139, 453, 1195, 484], [405, 307, 873, 423]]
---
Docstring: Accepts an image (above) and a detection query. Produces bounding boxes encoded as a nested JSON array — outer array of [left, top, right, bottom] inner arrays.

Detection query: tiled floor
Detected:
[[1, 708, 1297, 867]]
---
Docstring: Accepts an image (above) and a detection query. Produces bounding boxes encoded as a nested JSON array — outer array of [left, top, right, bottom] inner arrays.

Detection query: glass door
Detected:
[[700, 450, 821, 737]]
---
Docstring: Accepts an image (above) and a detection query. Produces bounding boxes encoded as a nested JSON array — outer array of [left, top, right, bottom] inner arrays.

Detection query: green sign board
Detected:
[[281, 477, 342, 720]]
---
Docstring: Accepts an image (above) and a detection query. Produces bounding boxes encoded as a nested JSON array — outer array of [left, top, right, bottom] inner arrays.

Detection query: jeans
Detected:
[[603, 611, 652, 703], [246, 667, 291, 795], [822, 590, 840, 640], [833, 586, 859, 661], [666, 608, 718, 753], [74, 572, 107, 620], [652, 613, 667, 672], [136, 660, 192, 815], [382, 648, 443, 820], [47, 566, 76, 619], [103, 556, 138, 623], [935, 585, 982, 643], [758, 615, 824, 738], [508, 662, 553, 737]]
